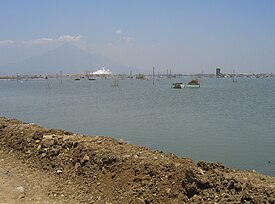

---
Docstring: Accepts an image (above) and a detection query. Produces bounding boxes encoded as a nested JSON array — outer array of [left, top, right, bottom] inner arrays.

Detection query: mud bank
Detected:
[[0, 117, 274, 203]]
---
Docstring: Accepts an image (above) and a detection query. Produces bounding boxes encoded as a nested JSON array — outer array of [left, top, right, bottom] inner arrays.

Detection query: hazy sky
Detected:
[[0, 0, 275, 74]]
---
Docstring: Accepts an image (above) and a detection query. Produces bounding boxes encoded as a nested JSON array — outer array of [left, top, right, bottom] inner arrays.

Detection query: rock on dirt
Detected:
[[0, 117, 274, 203]]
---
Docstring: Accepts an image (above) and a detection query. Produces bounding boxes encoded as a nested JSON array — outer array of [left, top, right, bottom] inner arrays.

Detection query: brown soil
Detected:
[[0, 117, 274, 203]]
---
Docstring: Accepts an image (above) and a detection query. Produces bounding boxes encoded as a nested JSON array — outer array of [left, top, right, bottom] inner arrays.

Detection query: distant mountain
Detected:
[[0, 43, 128, 75]]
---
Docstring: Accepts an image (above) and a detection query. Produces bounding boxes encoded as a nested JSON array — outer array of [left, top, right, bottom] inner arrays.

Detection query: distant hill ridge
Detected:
[[0, 43, 128, 75]]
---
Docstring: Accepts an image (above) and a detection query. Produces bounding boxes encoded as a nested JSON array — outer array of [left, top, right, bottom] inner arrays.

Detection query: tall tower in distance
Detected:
[[216, 68, 221, 76]]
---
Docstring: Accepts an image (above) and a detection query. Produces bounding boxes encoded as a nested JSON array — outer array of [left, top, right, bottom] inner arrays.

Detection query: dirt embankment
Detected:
[[0, 117, 274, 203]]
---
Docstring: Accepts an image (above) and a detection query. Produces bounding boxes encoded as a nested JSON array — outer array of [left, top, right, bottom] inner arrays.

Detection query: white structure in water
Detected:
[[92, 67, 112, 75]]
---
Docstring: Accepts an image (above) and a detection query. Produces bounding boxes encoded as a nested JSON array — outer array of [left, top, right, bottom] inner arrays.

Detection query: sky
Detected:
[[0, 0, 275, 74]]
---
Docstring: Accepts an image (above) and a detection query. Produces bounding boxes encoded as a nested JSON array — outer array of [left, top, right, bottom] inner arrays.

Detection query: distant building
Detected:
[[216, 68, 221, 76], [92, 67, 112, 75]]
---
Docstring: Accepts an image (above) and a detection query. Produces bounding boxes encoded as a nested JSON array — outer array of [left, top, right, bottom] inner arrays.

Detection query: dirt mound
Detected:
[[0, 117, 274, 203]]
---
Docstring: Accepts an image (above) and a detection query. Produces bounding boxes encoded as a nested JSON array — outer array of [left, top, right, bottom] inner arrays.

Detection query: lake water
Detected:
[[0, 77, 274, 176]]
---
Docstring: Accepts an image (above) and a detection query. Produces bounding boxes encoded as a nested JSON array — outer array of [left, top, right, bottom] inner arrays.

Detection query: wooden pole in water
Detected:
[[233, 69, 237, 83], [16, 72, 19, 84], [153, 67, 155, 85], [60, 70, 62, 84]]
